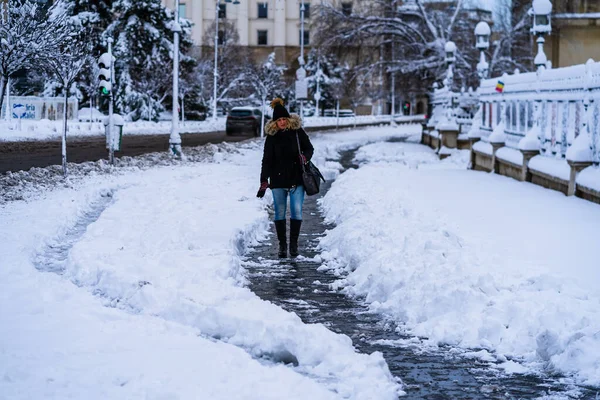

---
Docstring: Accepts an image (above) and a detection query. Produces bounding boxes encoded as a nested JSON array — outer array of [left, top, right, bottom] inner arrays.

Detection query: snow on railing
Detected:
[[428, 85, 477, 134], [475, 59, 600, 164]]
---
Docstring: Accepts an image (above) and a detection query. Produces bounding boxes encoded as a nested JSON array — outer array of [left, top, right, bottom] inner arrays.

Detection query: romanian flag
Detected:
[[496, 81, 505, 93]]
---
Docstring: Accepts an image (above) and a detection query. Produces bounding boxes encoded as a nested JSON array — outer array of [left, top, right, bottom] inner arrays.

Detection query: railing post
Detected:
[[566, 59, 595, 196]]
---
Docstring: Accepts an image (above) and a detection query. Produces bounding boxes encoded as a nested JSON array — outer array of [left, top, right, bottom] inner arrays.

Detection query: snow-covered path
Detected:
[[244, 142, 595, 399], [1, 125, 599, 399], [0, 128, 409, 399]]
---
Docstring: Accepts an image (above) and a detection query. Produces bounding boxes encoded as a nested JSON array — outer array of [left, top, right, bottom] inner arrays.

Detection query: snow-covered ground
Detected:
[[1, 126, 414, 399], [3, 123, 599, 398], [318, 140, 600, 387], [0, 115, 418, 142]]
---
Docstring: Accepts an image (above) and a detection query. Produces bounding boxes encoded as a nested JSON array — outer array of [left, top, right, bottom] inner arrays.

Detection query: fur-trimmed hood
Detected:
[[265, 114, 302, 136]]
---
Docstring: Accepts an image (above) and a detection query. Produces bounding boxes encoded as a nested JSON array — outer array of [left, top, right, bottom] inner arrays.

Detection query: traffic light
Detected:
[[98, 53, 113, 96], [402, 101, 411, 115]]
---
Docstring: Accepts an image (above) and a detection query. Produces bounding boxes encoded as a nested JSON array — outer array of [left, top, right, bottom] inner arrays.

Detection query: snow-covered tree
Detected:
[[304, 49, 347, 115], [60, 0, 114, 107], [245, 52, 286, 103], [245, 52, 286, 135], [200, 19, 251, 113], [488, 0, 534, 76], [42, 33, 92, 176], [0, 0, 74, 112], [103, 0, 195, 120], [314, 0, 483, 91]]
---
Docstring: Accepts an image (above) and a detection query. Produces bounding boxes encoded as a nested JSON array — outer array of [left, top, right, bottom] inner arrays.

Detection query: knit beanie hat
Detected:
[[270, 98, 290, 121]]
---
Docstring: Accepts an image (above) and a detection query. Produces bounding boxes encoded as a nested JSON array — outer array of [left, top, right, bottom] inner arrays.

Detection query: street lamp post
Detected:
[[170, 0, 183, 157], [212, 0, 239, 121], [474, 21, 490, 80], [530, 0, 552, 70], [298, 1, 306, 118], [468, 21, 491, 153], [443, 41, 456, 119], [212, 0, 220, 121], [314, 55, 321, 117], [390, 41, 396, 125]]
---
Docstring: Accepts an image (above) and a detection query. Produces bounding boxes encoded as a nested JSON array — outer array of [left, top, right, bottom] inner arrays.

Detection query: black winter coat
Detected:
[[260, 115, 314, 189]]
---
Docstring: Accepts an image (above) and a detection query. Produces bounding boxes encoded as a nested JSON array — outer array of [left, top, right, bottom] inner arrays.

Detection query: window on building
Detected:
[[300, 3, 310, 18], [566, 0, 581, 13], [257, 30, 268, 45], [218, 3, 226, 18], [258, 3, 268, 18], [299, 29, 310, 46], [341, 2, 352, 15], [178, 3, 187, 18], [586, 0, 600, 12]]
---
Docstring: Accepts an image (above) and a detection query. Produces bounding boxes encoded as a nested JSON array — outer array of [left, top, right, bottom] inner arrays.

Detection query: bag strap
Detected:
[[295, 131, 306, 173]]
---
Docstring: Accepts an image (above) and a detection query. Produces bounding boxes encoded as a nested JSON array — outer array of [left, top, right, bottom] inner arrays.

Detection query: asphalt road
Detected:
[[0, 131, 249, 173], [0, 120, 420, 174]]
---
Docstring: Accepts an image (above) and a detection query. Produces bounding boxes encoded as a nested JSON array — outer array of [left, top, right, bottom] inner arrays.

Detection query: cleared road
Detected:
[[0, 119, 424, 173], [0, 131, 248, 173]]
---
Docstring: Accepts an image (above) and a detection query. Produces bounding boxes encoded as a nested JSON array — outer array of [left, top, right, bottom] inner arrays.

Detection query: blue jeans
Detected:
[[272, 186, 305, 221]]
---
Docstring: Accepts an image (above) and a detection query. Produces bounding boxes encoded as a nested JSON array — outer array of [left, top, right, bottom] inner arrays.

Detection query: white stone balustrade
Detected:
[[474, 59, 600, 164]]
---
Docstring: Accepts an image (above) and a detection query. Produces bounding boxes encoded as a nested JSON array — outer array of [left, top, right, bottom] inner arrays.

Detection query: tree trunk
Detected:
[[0, 75, 7, 118], [260, 95, 266, 138]]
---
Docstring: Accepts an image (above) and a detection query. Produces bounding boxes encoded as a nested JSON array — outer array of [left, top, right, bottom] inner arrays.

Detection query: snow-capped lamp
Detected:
[[531, 0, 552, 34], [474, 21, 491, 79], [445, 41, 457, 64], [474, 21, 491, 50], [530, 0, 552, 69]]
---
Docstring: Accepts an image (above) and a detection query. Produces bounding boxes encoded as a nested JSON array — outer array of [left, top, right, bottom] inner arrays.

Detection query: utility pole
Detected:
[[212, 0, 220, 121], [106, 39, 115, 165], [170, 0, 183, 157], [391, 41, 396, 125], [299, 1, 305, 118]]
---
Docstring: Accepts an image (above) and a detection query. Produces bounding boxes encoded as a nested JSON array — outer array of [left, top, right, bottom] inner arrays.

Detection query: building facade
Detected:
[[546, 0, 600, 68], [163, 0, 327, 64]]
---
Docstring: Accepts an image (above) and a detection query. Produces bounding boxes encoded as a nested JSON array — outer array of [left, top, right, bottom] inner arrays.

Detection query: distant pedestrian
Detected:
[[256, 98, 315, 258]]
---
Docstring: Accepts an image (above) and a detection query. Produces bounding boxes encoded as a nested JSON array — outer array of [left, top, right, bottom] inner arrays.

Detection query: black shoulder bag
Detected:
[[295, 131, 325, 196]]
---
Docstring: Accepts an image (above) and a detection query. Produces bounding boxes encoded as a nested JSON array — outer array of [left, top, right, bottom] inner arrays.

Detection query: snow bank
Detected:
[[1, 127, 424, 399], [318, 143, 600, 386], [529, 155, 571, 181], [0, 118, 227, 142], [354, 141, 438, 167], [0, 172, 342, 400], [353, 142, 469, 171], [309, 123, 423, 180], [0, 115, 411, 142]]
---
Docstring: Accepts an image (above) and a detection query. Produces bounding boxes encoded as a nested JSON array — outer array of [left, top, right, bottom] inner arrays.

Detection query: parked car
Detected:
[[225, 107, 267, 136], [323, 109, 356, 118]]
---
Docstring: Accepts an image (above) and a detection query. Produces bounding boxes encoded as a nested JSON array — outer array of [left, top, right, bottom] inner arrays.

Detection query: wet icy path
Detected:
[[244, 144, 596, 399]]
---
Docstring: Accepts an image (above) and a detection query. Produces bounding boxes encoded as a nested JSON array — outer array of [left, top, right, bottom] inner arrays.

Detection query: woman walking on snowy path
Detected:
[[256, 98, 315, 258]]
